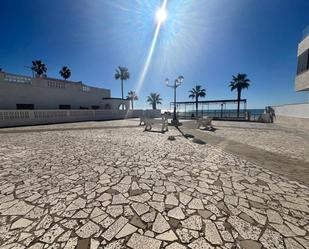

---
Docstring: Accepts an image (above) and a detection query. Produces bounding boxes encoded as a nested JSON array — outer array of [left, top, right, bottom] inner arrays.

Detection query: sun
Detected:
[[155, 7, 168, 24]]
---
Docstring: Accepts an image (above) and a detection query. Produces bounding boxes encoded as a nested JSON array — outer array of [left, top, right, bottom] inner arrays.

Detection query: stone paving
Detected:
[[0, 125, 309, 248], [209, 121, 309, 163]]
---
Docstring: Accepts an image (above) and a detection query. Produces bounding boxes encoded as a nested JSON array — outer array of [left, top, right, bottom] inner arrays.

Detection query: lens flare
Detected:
[[135, 0, 168, 95], [103, 0, 209, 110], [156, 7, 168, 24]]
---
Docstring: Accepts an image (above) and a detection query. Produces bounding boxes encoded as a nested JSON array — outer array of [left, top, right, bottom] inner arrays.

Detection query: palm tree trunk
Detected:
[[121, 79, 124, 110], [131, 100, 134, 110], [153, 103, 156, 110], [237, 89, 241, 118], [196, 97, 198, 119]]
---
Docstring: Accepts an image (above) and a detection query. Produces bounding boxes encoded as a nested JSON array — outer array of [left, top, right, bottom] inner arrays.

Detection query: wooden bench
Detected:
[[196, 116, 213, 129], [144, 114, 169, 133]]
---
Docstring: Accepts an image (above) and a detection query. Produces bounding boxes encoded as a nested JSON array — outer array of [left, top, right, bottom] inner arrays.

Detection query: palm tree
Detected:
[[189, 85, 206, 118], [127, 91, 138, 110], [31, 60, 47, 77], [147, 93, 162, 110], [59, 66, 71, 80], [115, 66, 130, 103], [229, 73, 250, 117]]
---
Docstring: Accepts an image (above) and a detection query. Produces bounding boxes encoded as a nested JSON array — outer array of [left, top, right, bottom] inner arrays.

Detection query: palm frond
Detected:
[[189, 85, 206, 99], [229, 73, 251, 92]]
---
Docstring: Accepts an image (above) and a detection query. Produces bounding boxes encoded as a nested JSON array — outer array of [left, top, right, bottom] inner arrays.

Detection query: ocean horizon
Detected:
[[174, 109, 264, 115]]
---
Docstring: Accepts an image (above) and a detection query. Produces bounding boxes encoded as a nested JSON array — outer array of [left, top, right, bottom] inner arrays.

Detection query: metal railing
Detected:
[[176, 110, 264, 122], [3, 73, 32, 84], [177, 110, 247, 119]]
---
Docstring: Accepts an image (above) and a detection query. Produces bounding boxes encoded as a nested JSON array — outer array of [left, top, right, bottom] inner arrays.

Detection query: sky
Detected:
[[1, 0, 309, 109]]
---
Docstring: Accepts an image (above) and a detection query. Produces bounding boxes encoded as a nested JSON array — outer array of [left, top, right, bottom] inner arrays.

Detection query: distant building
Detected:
[[0, 71, 129, 110], [295, 25, 309, 92]]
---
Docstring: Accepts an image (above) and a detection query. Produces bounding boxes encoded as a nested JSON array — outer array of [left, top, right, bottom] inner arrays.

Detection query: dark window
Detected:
[[104, 104, 111, 109], [16, 104, 34, 109], [79, 106, 89, 109], [297, 49, 309, 75], [91, 105, 100, 110], [59, 105, 71, 109]]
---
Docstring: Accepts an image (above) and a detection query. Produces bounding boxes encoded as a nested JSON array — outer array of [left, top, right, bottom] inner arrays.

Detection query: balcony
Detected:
[[3, 73, 32, 84]]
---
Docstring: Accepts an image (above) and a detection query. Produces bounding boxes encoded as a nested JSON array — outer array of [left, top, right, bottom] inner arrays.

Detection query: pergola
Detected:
[[170, 99, 247, 119]]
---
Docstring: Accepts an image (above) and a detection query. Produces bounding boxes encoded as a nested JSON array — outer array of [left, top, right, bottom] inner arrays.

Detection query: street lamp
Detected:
[[165, 75, 184, 126]]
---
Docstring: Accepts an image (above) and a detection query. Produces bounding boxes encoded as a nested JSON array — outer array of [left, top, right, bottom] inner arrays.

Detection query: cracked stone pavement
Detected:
[[0, 125, 309, 249]]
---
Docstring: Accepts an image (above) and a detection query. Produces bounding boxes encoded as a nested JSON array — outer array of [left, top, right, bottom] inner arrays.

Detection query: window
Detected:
[[59, 105, 71, 109], [82, 85, 90, 92], [48, 80, 65, 88], [118, 104, 127, 110], [104, 104, 111, 109], [297, 49, 309, 75], [80, 106, 89, 109], [4, 75, 31, 84], [16, 104, 34, 110], [91, 105, 100, 110]]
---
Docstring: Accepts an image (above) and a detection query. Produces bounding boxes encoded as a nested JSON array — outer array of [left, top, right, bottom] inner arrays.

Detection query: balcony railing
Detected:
[[3, 73, 32, 84]]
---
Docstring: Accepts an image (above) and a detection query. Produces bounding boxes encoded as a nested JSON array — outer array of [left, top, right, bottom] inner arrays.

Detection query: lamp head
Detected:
[[175, 76, 184, 86]]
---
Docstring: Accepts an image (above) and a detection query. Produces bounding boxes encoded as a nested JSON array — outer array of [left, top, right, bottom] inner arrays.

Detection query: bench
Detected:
[[196, 116, 213, 130], [139, 116, 147, 126], [144, 114, 169, 133]]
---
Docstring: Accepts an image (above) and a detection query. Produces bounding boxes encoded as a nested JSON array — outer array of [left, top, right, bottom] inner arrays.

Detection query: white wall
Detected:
[[298, 35, 309, 55], [272, 103, 309, 119], [295, 70, 309, 92], [272, 103, 309, 129], [0, 109, 161, 128], [296, 35, 309, 91]]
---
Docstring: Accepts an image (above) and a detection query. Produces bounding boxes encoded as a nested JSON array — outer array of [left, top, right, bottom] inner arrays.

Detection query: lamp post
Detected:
[[165, 76, 184, 126]]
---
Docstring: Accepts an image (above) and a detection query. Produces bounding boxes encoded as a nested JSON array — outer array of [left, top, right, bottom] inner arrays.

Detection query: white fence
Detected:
[[0, 109, 161, 128]]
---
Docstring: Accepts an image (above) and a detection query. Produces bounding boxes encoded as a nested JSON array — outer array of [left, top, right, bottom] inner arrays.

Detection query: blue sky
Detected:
[[1, 0, 309, 109]]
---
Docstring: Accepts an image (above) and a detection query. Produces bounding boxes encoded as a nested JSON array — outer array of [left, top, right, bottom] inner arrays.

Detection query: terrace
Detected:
[[1, 1, 309, 249], [0, 119, 308, 249]]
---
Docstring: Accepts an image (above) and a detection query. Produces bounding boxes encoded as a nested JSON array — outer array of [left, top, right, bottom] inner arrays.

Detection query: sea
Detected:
[[175, 109, 265, 119]]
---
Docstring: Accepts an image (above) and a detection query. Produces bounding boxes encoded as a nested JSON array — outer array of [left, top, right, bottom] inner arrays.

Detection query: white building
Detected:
[[272, 26, 309, 129], [0, 71, 130, 110], [295, 26, 309, 92]]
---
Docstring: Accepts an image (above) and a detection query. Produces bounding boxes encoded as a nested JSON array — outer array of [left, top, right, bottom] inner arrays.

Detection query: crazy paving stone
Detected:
[[75, 221, 100, 238], [127, 233, 162, 249], [115, 223, 138, 239], [227, 216, 261, 240], [11, 218, 33, 230], [102, 216, 128, 241], [155, 229, 178, 241], [181, 215, 203, 231], [40, 224, 64, 244], [167, 207, 185, 220], [1, 201, 34, 216], [204, 220, 223, 245], [152, 213, 171, 234]]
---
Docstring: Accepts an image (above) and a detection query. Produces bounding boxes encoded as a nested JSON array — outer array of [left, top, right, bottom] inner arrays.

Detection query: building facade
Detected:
[[0, 71, 130, 110], [272, 26, 309, 129], [295, 26, 309, 92]]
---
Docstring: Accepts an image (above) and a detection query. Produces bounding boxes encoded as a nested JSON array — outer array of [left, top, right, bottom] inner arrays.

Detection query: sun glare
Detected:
[[156, 7, 168, 24]]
